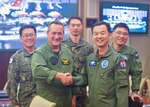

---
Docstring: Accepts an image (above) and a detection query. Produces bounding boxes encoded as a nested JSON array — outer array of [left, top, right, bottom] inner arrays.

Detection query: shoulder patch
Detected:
[[134, 51, 139, 59], [9, 58, 13, 63]]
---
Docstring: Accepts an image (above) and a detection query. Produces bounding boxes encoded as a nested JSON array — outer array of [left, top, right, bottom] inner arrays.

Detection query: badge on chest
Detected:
[[61, 59, 70, 65], [50, 56, 58, 65], [101, 59, 109, 69]]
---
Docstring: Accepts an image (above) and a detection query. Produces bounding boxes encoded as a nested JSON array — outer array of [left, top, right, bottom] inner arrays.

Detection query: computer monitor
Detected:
[[100, 1, 149, 34]]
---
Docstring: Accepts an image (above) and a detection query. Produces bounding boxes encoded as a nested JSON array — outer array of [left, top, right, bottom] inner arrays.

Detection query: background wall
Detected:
[[0, 51, 16, 90], [83, 0, 150, 79]]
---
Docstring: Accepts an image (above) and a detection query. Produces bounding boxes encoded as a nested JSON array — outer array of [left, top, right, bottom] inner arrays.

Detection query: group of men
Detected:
[[6, 16, 142, 107]]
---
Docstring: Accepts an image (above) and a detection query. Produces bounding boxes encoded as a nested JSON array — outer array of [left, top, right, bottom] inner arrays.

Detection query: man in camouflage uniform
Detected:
[[111, 23, 143, 103], [6, 25, 37, 107], [63, 16, 94, 107]]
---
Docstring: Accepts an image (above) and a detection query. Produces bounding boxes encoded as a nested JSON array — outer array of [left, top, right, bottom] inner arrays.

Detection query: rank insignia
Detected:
[[62, 59, 69, 65], [119, 61, 126, 68], [101, 59, 109, 69], [89, 60, 97, 66], [50, 56, 58, 65]]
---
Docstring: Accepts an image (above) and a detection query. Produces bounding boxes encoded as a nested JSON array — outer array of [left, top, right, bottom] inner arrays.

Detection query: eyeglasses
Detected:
[[115, 31, 128, 36], [22, 33, 36, 38]]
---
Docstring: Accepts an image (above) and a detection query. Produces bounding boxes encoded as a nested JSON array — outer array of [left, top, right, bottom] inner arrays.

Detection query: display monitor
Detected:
[[100, 1, 149, 34], [0, 0, 78, 50]]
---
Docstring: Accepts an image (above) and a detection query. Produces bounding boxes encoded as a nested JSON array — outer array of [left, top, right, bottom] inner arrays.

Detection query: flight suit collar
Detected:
[[116, 45, 127, 53], [45, 42, 63, 55], [96, 46, 113, 59], [111, 43, 127, 53]]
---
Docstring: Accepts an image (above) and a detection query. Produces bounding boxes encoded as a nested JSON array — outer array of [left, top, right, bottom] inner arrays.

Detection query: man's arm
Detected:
[[6, 56, 20, 106], [130, 51, 142, 92]]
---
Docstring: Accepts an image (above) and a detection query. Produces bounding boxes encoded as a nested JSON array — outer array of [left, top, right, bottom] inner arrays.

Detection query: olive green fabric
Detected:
[[82, 47, 128, 107], [31, 42, 80, 107], [6, 48, 36, 107], [111, 45, 142, 91]]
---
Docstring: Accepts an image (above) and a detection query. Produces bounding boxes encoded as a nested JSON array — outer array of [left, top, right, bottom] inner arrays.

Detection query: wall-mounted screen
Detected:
[[100, 1, 149, 34], [0, 0, 78, 50]]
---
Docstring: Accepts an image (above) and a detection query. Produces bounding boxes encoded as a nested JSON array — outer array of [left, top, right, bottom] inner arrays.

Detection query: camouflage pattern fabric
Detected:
[[63, 37, 94, 107], [6, 48, 36, 107]]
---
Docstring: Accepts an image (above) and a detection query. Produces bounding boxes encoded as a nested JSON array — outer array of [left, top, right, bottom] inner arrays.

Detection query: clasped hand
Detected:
[[55, 73, 73, 86]]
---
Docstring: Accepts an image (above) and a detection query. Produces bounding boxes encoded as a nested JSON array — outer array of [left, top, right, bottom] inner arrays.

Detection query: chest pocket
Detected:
[[74, 47, 90, 63], [116, 61, 128, 88], [19, 62, 32, 82]]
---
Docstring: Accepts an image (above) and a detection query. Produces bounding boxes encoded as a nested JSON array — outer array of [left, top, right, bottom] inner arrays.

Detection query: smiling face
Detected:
[[92, 24, 111, 49], [20, 28, 36, 49], [112, 27, 129, 47], [46, 23, 64, 50]]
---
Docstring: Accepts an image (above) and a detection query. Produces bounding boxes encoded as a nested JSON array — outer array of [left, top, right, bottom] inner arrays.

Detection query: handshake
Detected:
[[55, 72, 73, 86]]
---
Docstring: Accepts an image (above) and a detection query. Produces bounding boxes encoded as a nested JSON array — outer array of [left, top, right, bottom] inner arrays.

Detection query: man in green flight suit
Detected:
[[31, 21, 83, 107], [63, 16, 94, 107], [111, 22, 143, 103], [81, 21, 129, 107]]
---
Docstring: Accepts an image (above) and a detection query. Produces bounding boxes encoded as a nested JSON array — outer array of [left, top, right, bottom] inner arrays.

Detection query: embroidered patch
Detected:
[[9, 58, 13, 63], [101, 60, 109, 69], [61, 59, 69, 65], [134, 51, 139, 59], [119, 61, 126, 68], [50, 56, 58, 65], [89, 60, 97, 66]]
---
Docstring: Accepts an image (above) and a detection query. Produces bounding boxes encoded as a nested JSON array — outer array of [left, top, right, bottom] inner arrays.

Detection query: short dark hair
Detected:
[[19, 25, 36, 36], [91, 21, 111, 34], [47, 21, 64, 34], [67, 16, 82, 25], [113, 23, 129, 32]]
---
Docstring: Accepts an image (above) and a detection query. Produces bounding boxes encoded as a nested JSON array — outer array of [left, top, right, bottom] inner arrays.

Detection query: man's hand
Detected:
[[61, 73, 73, 85], [72, 95, 76, 107], [131, 91, 143, 101], [55, 73, 73, 85]]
